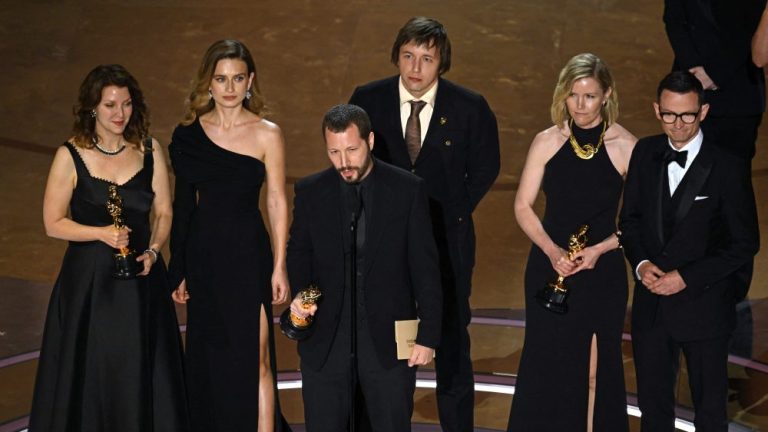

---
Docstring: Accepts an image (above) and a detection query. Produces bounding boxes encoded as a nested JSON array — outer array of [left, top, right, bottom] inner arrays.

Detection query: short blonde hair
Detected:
[[550, 53, 619, 126]]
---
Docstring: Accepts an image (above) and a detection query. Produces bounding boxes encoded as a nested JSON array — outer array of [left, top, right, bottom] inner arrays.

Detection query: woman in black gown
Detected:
[[507, 53, 637, 432], [31, 64, 188, 432], [168, 40, 290, 432]]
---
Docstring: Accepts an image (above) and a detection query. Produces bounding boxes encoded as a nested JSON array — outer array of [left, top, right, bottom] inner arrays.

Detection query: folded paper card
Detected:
[[395, 319, 419, 360]]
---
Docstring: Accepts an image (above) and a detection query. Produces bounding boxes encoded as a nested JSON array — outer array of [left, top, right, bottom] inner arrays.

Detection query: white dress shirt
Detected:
[[666, 128, 703, 195], [399, 78, 438, 145]]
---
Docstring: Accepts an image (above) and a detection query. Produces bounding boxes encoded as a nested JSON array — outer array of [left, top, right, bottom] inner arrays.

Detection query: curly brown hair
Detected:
[[182, 40, 268, 125], [72, 64, 149, 149]]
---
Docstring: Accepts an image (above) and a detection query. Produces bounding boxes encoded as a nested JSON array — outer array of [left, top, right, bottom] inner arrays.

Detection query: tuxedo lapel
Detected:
[[315, 170, 345, 263], [652, 144, 668, 245], [363, 169, 394, 276], [385, 78, 411, 166], [414, 81, 449, 164], [671, 142, 713, 231]]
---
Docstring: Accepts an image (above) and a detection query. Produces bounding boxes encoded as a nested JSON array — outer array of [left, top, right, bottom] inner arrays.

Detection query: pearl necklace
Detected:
[[93, 138, 127, 156]]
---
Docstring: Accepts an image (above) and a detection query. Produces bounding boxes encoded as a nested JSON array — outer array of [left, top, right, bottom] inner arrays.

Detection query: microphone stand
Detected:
[[349, 205, 359, 432]]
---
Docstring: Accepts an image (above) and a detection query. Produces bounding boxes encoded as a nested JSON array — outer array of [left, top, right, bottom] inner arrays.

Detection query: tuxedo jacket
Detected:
[[619, 134, 759, 341], [286, 161, 442, 371], [349, 76, 500, 296], [664, 0, 766, 117]]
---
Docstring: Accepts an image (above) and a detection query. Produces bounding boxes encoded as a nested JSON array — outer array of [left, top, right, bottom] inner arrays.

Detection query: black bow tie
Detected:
[[661, 147, 688, 168]]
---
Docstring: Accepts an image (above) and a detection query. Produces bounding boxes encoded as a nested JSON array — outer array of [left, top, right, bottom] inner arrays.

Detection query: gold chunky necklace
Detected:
[[569, 119, 607, 160]]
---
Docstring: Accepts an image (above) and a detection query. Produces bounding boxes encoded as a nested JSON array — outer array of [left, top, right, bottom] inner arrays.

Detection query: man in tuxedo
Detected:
[[287, 104, 442, 431], [619, 71, 759, 432], [664, 0, 766, 161], [349, 17, 500, 430], [664, 0, 766, 361]]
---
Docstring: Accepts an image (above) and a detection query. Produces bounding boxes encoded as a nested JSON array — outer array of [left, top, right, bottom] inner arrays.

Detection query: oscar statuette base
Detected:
[[535, 283, 569, 314], [280, 309, 314, 341], [112, 249, 138, 280]]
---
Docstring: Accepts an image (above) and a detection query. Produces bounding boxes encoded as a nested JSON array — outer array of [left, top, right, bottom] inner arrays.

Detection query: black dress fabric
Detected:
[[29, 142, 189, 432], [507, 123, 629, 431], [168, 119, 290, 431]]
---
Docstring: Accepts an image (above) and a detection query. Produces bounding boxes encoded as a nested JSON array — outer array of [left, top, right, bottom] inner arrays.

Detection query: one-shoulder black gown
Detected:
[[507, 123, 629, 431], [29, 142, 189, 432], [168, 119, 289, 431]]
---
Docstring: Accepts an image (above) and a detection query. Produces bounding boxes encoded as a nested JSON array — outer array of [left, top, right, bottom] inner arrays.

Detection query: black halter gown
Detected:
[[507, 123, 630, 431]]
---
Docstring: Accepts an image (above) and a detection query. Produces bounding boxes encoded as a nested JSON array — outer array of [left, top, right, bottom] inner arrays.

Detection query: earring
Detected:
[[208, 89, 213, 98], [246, 90, 252, 100], [90, 110, 97, 118]]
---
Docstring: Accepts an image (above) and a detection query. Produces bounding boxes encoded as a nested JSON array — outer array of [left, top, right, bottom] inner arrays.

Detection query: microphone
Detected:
[[346, 185, 362, 223]]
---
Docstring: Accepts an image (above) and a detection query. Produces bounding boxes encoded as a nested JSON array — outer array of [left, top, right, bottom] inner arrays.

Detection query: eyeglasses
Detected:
[[659, 111, 700, 124]]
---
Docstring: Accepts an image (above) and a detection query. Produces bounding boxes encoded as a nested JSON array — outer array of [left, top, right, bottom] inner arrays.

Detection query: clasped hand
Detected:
[[638, 262, 686, 296], [549, 245, 602, 277]]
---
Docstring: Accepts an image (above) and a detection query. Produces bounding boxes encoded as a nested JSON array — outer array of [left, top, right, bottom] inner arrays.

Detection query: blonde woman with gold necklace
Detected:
[[507, 53, 636, 432]]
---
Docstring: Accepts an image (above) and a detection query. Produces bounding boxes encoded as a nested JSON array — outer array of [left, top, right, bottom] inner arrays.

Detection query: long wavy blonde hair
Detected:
[[182, 39, 267, 125]]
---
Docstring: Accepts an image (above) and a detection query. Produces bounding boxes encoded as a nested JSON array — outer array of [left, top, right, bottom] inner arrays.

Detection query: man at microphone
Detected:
[[287, 104, 442, 431]]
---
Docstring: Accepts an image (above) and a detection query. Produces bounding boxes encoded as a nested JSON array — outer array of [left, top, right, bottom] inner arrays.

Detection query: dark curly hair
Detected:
[[72, 64, 149, 149], [321, 104, 372, 141]]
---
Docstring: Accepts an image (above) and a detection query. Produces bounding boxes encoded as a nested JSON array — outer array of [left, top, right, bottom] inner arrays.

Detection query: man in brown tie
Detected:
[[349, 16, 500, 431]]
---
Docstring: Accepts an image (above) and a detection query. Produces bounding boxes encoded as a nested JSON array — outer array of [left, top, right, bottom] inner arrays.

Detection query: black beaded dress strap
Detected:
[[63, 141, 89, 179], [143, 137, 154, 174]]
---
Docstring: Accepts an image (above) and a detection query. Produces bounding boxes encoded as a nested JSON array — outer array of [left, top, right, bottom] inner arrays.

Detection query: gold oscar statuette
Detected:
[[107, 185, 138, 279], [280, 285, 322, 340], [535, 224, 589, 314]]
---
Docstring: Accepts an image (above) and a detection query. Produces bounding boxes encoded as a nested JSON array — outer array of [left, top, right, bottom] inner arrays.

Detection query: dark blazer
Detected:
[[349, 76, 500, 296], [287, 160, 442, 371], [664, 0, 766, 117], [619, 134, 759, 341]]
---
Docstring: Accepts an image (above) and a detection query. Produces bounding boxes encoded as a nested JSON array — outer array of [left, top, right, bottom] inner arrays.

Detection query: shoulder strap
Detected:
[[63, 141, 88, 178], [144, 136, 153, 151], [143, 137, 154, 169]]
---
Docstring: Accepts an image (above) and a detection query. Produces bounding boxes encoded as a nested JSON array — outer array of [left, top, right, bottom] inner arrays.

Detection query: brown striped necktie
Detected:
[[406, 100, 427, 164]]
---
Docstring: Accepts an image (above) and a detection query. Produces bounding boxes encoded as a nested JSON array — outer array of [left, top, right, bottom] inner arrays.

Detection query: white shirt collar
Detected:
[[667, 128, 703, 169], [398, 78, 438, 107]]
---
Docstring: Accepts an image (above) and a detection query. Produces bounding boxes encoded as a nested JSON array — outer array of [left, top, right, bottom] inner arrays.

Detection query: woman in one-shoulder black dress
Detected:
[[168, 40, 290, 431], [31, 65, 188, 432], [507, 54, 637, 432]]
